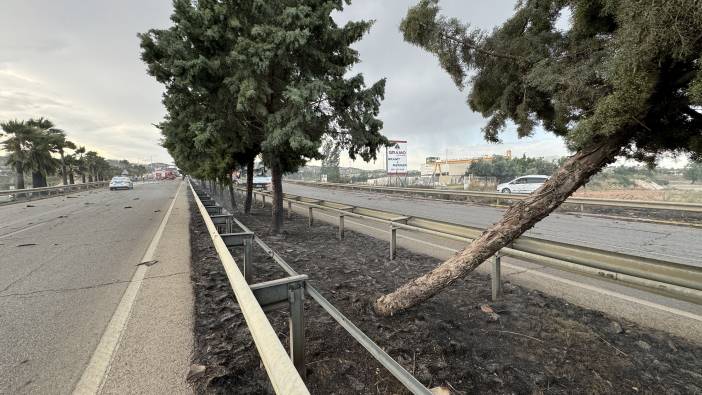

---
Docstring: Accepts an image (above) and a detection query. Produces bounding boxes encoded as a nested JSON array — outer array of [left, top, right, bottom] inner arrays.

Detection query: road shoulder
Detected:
[[100, 183, 194, 394]]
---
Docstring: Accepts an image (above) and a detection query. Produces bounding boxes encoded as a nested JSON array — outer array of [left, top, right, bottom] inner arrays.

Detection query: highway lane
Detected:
[[283, 183, 702, 267], [0, 181, 181, 394]]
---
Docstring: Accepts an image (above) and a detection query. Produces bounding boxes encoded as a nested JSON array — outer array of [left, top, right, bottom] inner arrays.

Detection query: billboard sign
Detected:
[[386, 140, 407, 175]]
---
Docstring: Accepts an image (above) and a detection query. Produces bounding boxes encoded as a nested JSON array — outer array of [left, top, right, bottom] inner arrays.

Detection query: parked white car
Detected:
[[497, 175, 549, 194], [109, 176, 134, 190]]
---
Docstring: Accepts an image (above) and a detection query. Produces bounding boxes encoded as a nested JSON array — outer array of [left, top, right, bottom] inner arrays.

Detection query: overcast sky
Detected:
[[2, 1, 579, 169]]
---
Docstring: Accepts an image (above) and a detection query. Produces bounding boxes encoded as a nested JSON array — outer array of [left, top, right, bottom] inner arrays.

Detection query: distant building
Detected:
[[421, 150, 512, 184]]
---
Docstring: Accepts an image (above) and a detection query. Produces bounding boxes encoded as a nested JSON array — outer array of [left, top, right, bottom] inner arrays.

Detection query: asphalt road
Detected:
[[283, 183, 702, 267], [0, 181, 181, 394]]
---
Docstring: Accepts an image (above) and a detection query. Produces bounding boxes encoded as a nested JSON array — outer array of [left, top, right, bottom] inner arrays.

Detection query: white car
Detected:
[[497, 175, 549, 194], [109, 176, 133, 190]]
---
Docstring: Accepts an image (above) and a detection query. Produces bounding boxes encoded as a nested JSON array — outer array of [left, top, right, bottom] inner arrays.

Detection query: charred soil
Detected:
[[188, 193, 702, 394]]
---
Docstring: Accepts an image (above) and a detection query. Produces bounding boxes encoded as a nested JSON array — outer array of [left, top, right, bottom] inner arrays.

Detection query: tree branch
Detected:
[[438, 32, 522, 63]]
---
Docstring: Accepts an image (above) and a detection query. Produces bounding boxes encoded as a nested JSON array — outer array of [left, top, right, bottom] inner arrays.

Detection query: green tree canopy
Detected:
[[140, 0, 388, 231], [684, 161, 702, 184], [375, 0, 702, 316], [320, 139, 342, 182], [401, 0, 702, 162], [469, 155, 559, 182]]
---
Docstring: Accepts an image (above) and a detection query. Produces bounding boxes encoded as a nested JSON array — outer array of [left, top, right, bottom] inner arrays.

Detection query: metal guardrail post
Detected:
[[492, 252, 502, 301], [250, 274, 308, 378], [308, 207, 314, 227], [244, 236, 254, 283], [289, 282, 305, 378], [338, 214, 345, 240], [205, 205, 222, 215], [390, 225, 398, 260], [220, 232, 255, 283], [210, 214, 231, 233], [262, 194, 266, 208]]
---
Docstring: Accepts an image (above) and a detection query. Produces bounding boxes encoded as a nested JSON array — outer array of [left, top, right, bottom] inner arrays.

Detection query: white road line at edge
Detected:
[[72, 181, 183, 395], [315, 210, 702, 323]]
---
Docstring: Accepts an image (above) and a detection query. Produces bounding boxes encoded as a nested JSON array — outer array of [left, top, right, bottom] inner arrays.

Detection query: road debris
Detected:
[[480, 304, 500, 321], [186, 364, 207, 381]]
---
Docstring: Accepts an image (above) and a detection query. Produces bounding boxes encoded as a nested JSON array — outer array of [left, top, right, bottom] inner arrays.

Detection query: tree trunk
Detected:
[[60, 151, 68, 185], [373, 135, 628, 316], [228, 181, 237, 209], [69, 172, 75, 185], [88, 174, 93, 183], [15, 162, 25, 190], [270, 163, 284, 234], [81, 173, 86, 184], [32, 172, 47, 188], [245, 157, 254, 214]]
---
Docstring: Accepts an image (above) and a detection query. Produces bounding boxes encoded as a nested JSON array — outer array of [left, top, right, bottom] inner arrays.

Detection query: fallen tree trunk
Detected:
[[373, 134, 630, 316]]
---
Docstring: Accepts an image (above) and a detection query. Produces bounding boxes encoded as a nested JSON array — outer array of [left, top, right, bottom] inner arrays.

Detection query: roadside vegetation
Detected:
[[0, 118, 149, 190], [139, 0, 388, 233], [141, 1, 701, 316], [373, 0, 702, 315], [467, 155, 559, 183]]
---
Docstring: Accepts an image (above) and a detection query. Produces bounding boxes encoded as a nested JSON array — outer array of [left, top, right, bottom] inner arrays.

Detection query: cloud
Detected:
[[2, 0, 636, 170], [329, 1, 572, 170], [0, 0, 172, 164], [0, 67, 166, 163]]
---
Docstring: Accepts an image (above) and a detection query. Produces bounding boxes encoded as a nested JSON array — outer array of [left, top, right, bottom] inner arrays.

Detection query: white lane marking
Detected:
[[313, 210, 702, 323], [72, 182, 183, 395]]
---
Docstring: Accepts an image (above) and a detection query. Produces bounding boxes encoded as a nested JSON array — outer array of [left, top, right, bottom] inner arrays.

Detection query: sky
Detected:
[[0, 1, 685, 170]]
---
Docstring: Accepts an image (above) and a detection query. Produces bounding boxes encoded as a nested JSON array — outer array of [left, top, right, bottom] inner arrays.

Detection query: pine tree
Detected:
[[140, 0, 387, 233], [375, 0, 702, 315]]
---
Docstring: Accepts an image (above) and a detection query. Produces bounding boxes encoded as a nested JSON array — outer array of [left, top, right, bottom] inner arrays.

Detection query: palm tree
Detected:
[[1, 120, 37, 190], [64, 154, 78, 185], [25, 118, 60, 188], [25, 132, 59, 188], [95, 157, 113, 181], [46, 128, 76, 185], [84, 151, 99, 182], [74, 146, 87, 183]]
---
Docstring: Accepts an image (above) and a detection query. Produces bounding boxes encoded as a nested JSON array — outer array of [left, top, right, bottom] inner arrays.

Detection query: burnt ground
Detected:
[[188, 193, 702, 394]]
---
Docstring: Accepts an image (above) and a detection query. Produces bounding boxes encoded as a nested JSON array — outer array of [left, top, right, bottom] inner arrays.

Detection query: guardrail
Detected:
[[286, 180, 702, 214], [192, 180, 432, 394], [239, 187, 702, 305], [0, 181, 109, 203], [190, 181, 309, 394]]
